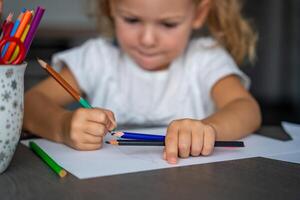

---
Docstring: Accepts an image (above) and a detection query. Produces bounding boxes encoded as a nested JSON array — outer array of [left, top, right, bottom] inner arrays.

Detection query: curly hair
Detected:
[[93, 0, 257, 65]]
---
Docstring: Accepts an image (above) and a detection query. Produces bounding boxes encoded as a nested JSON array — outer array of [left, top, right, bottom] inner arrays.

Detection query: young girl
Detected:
[[23, 0, 261, 164]]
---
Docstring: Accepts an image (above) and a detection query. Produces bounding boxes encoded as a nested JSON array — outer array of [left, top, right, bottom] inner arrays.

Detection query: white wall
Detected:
[[2, 0, 96, 30]]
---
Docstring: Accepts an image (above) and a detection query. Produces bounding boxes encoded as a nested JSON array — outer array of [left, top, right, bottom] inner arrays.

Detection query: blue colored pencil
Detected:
[[112, 131, 245, 147], [112, 131, 165, 141]]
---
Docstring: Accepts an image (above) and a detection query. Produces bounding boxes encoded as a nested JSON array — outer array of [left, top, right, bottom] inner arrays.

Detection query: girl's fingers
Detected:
[[82, 132, 103, 144], [201, 125, 216, 156], [178, 128, 192, 158], [191, 125, 204, 157], [84, 108, 116, 132], [165, 123, 179, 164], [85, 108, 110, 124], [164, 120, 216, 164], [84, 121, 107, 137], [76, 142, 103, 151], [67, 133, 103, 151]]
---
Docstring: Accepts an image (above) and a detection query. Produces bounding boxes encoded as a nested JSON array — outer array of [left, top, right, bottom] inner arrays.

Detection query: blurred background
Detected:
[[3, 0, 300, 126]]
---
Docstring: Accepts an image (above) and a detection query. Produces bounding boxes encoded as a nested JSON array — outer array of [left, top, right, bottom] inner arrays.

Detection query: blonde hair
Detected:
[[94, 0, 257, 65]]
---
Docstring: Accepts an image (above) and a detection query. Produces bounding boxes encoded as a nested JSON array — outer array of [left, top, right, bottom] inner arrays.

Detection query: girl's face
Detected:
[[110, 0, 207, 71]]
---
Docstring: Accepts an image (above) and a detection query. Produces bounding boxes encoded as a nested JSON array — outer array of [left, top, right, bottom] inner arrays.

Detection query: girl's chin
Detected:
[[135, 59, 169, 71], [139, 64, 169, 71]]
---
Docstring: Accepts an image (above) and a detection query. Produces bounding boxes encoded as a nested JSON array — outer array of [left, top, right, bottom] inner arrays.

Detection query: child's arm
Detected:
[[164, 75, 261, 164], [23, 66, 116, 150]]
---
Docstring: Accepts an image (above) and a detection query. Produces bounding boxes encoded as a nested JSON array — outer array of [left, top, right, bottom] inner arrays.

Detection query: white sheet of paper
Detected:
[[263, 121, 300, 164], [21, 123, 300, 179], [282, 121, 300, 140]]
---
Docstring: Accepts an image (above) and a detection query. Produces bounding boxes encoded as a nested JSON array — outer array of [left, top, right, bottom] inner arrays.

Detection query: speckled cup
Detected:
[[0, 63, 27, 174]]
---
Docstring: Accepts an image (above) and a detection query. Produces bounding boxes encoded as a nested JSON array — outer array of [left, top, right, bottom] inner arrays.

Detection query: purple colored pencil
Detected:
[[24, 6, 45, 55]]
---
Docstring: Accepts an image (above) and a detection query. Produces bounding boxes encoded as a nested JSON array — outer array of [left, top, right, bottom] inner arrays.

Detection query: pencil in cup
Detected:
[[10, 23, 30, 61], [1, 10, 24, 57], [106, 139, 245, 147], [3, 10, 33, 62], [1, 13, 14, 36], [29, 141, 67, 178], [24, 6, 45, 55]]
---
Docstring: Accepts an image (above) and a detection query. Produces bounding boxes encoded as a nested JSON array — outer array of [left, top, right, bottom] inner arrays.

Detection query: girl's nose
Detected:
[[140, 26, 157, 48]]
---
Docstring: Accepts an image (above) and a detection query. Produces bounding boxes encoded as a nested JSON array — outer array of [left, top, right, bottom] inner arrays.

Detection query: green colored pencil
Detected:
[[29, 141, 67, 178]]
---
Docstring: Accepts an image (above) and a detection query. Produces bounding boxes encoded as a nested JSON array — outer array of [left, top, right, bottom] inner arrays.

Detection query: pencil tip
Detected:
[[106, 140, 118, 145], [36, 57, 47, 68], [7, 13, 14, 21], [113, 132, 124, 137]]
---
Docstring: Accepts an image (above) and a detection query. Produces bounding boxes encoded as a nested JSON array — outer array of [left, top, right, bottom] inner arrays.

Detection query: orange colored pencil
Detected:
[[36, 58, 93, 109], [37, 58, 81, 101], [37, 58, 116, 133], [10, 11, 33, 62]]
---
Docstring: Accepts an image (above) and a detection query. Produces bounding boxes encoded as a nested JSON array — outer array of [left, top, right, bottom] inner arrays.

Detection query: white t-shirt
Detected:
[[52, 37, 250, 125]]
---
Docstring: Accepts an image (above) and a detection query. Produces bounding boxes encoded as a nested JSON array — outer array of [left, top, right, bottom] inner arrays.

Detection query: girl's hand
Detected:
[[61, 108, 116, 150], [163, 119, 216, 164]]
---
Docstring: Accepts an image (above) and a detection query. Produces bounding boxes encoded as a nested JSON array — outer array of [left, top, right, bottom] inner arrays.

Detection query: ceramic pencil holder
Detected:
[[0, 62, 27, 174]]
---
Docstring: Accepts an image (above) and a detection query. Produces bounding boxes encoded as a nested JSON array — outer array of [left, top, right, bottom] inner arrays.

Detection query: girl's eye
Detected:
[[123, 17, 140, 24], [162, 22, 178, 28]]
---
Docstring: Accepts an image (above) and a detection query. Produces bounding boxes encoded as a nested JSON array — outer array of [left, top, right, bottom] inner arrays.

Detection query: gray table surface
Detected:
[[1, 143, 300, 200]]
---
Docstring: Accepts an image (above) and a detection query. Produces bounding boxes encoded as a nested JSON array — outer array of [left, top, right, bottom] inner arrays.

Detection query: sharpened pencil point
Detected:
[[113, 132, 124, 137], [36, 57, 47, 68], [106, 140, 118, 145], [7, 13, 14, 21]]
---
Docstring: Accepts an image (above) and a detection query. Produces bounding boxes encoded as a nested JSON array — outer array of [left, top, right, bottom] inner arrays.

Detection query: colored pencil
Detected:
[[1, 11, 24, 57], [10, 11, 33, 62], [106, 140, 165, 146], [37, 58, 116, 133], [29, 141, 67, 178], [112, 131, 165, 141], [37, 58, 92, 108], [112, 132, 245, 147], [2, 22, 13, 38], [106, 140, 245, 147], [10, 23, 30, 61], [3, 10, 32, 61], [24, 6, 45, 55], [1, 13, 14, 38]]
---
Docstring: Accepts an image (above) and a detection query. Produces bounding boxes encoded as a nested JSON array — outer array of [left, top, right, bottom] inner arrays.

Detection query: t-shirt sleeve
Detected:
[[189, 39, 251, 114], [51, 39, 107, 98], [196, 45, 250, 98]]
